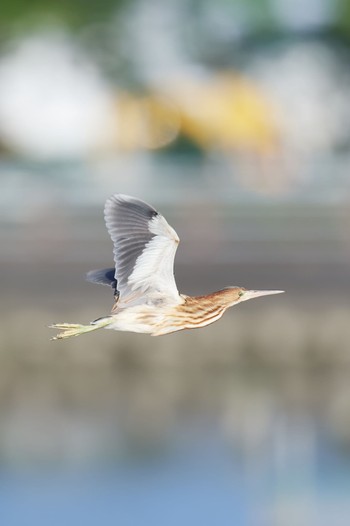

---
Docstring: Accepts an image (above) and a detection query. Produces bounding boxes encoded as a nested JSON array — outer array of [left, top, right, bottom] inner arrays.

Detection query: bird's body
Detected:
[[50, 194, 283, 340], [104, 289, 240, 336]]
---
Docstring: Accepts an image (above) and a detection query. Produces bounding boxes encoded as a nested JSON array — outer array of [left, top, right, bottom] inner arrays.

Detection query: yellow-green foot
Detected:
[[49, 317, 113, 340], [49, 322, 98, 340]]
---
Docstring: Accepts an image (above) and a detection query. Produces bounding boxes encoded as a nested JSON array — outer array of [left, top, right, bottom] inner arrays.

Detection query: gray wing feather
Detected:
[[104, 194, 180, 306]]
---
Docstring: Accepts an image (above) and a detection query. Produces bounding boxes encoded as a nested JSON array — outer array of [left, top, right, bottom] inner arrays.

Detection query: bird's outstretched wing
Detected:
[[104, 194, 180, 307]]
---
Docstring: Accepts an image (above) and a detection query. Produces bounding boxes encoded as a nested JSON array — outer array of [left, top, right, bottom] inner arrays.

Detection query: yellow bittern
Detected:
[[50, 194, 283, 340]]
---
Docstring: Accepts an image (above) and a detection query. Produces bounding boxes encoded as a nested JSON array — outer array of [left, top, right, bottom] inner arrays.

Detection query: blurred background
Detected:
[[1, 0, 350, 525]]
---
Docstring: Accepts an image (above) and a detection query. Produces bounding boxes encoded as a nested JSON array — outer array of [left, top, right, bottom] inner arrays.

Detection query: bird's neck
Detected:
[[181, 288, 239, 309]]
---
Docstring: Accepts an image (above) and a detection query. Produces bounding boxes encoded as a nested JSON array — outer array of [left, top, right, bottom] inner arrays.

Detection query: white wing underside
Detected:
[[104, 194, 180, 307]]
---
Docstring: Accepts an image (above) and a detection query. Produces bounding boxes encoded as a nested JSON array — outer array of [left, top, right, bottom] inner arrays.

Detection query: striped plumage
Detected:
[[50, 195, 283, 340], [153, 290, 239, 336]]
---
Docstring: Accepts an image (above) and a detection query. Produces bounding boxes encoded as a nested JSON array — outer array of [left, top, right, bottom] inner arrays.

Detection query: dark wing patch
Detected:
[[86, 267, 117, 288]]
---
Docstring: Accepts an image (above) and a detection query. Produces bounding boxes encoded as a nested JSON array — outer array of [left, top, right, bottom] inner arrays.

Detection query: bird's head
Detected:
[[222, 286, 284, 306]]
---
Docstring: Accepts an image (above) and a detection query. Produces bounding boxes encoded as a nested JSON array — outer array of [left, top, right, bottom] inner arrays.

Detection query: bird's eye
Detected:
[[238, 291, 244, 297]]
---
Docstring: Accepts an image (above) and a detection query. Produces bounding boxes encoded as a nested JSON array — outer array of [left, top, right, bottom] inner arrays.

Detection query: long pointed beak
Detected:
[[244, 289, 285, 300]]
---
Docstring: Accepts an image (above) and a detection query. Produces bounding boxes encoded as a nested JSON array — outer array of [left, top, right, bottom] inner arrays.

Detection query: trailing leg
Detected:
[[49, 317, 113, 340]]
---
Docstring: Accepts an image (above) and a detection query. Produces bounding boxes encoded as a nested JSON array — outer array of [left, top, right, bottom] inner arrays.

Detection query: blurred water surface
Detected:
[[1, 156, 350, 525]]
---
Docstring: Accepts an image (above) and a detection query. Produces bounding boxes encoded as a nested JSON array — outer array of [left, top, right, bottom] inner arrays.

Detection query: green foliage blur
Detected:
[[1, 0, 126, 29], [2, 0, 350, 36]]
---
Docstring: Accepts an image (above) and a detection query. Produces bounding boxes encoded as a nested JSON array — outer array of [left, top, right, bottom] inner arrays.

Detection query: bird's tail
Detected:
[[49, 317, 113, 340]]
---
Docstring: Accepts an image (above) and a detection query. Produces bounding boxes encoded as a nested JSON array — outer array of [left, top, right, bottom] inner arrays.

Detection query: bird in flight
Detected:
[[50, 194, 283, 340]]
